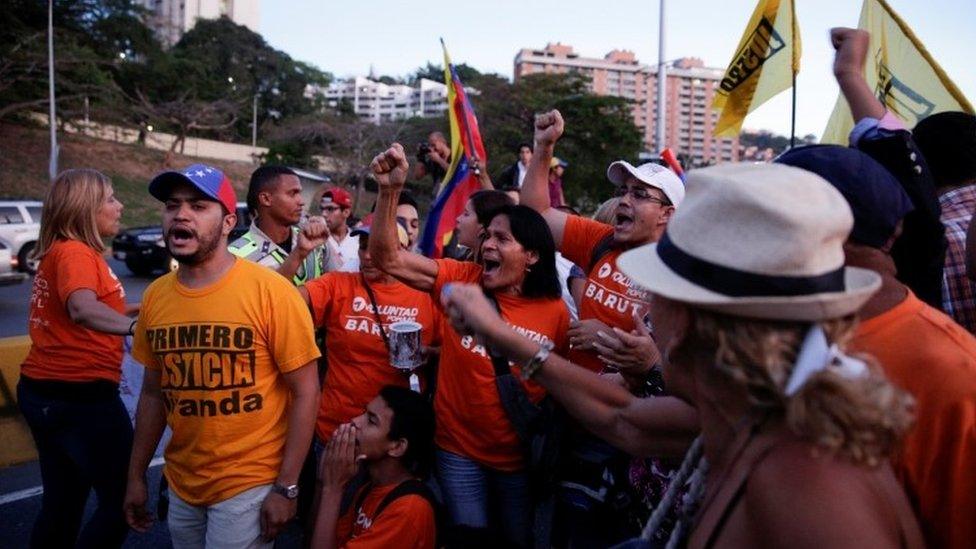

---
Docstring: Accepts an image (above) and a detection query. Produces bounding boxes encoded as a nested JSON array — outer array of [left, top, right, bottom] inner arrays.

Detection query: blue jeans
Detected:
[[435, 449, 532, 547], [17, 377, 133, 549]]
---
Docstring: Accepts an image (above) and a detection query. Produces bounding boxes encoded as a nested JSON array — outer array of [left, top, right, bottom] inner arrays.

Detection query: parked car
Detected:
[[0, 200, 42, 273], [0, 238, 29, 286], [112, 203, 252, 276]]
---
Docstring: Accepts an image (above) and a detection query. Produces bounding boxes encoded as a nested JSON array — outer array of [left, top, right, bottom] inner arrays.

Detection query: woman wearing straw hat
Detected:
[[439, 162, 924, 547]]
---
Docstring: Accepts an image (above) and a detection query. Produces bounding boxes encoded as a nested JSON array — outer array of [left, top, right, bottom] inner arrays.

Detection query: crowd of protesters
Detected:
[[15, 27, 976, 549]]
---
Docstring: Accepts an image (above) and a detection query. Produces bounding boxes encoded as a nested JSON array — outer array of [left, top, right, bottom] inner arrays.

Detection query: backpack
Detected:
[[339, 478, 444, 545]]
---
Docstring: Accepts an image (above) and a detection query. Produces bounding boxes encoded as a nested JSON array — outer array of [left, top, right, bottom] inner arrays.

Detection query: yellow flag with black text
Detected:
[[821, 0, 974, 144], [712, 0, 800, 137]]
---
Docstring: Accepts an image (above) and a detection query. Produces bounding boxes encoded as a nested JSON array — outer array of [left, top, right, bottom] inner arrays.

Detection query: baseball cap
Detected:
[[321, 187, 352, 209], [149, 163, 237, 214], [351, 220, 410, 249], [775, 145, 914, 248], [549, 157, 569, 169], [607, 160, 685, 206]]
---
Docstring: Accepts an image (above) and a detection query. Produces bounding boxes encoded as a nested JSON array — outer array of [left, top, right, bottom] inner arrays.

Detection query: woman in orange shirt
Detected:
[[18, 169, 138, 548], [368, 145, 570, 547]]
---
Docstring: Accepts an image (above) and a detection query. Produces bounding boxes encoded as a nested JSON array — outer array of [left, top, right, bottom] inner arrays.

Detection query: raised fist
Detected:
[[298, 215, 329, 254], [371, 143, 409, 192], [534, 110, 565, 147], [831, 27, 871, 79]]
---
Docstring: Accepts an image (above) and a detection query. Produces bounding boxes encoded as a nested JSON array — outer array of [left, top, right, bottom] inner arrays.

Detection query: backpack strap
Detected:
[[371, 479, 435, 520], [587, 234, 616, 274]]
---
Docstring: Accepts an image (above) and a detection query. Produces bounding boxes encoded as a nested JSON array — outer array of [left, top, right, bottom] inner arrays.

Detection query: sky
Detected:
[[261, 0, 976, 139]]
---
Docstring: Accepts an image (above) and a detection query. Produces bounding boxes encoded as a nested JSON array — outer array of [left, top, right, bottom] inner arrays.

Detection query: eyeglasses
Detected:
[[612, 185, 671, 205]]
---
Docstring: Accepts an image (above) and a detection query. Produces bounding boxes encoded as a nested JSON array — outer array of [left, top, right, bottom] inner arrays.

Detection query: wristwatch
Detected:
[[272, 483, 299, 500], [520, 341, 554, 381]]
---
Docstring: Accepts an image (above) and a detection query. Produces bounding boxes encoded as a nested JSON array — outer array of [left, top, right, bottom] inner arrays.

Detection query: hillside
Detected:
[[0, 123, 256, 228]]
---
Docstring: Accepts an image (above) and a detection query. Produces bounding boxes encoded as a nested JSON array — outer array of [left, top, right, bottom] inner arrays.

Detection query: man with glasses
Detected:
[[520, 110, 687, 546], [320, 187, 360, 272]]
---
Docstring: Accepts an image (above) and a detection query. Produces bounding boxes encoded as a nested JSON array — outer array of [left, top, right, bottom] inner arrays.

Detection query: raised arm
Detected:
[[522, 111, 570, 247], [442, 284, 697, 458], [369, 144, 440, 292], [831, 28, 885, 122]]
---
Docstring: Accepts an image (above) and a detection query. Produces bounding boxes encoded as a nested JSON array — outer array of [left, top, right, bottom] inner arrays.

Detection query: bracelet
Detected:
[[128, 318, 137, 336], [520, 340, 554, 381]]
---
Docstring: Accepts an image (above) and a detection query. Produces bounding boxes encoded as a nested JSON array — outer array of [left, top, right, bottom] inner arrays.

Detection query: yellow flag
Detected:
[[821, 0, 974, 144], [712, 0, 800, 137]]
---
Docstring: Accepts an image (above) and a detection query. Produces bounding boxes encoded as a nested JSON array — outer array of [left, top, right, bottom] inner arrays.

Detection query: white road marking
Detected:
[[0, 456, 165, 506]]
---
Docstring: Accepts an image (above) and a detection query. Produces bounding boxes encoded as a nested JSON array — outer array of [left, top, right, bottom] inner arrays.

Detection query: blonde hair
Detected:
[[670, 308, 914, 466], [35, 169, 113, 258], [593, 197, 621, 225]]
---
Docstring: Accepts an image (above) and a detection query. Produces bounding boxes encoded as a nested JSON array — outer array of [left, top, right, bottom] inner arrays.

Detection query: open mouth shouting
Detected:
[[614, 211, 635, 232], [167, 225, 197, 249], [482, 257, 502, 278]]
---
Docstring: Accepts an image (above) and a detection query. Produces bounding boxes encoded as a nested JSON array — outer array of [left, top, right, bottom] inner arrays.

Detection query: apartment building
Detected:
[[514, 43, 739, 165], [313, 77, 476, 124], [138, 0, 260, 47]]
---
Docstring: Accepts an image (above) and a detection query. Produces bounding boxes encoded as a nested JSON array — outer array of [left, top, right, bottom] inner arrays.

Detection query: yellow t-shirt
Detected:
[[132, 258, 320, 506]]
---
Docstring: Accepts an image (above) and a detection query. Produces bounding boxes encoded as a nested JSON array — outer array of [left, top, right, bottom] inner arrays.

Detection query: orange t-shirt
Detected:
[[431, 259, 569, 471], [305, 272, 440, 442], [560, 215, 650, 373], [336, 482, 436, 549], [131, 258, 321, 506], [21, 240, 126, 383], [851, 291, 976, 549]]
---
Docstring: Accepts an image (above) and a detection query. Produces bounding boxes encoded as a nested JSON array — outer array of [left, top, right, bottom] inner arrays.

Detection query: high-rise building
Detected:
[[514, 43, 739, 165], [311, 77, 477, 125], [137, 0, 260, 47]]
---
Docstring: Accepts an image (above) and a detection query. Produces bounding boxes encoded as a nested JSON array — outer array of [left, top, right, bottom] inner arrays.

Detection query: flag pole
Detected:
[[790, 74, 796, 148], [789, 0, 798, 149]]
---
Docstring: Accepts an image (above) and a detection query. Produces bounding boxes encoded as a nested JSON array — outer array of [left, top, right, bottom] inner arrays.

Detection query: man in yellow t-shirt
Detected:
[[123, 164, 321, 548]]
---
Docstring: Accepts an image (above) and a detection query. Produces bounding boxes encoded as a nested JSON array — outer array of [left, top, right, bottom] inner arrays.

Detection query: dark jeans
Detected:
[[17, 377, 134, 549]]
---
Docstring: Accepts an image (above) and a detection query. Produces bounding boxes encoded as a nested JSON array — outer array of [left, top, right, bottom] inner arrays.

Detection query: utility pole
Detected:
[[48, 0, 58, 180], [656, 0, 667, 153], [251, 93, 258, 148]]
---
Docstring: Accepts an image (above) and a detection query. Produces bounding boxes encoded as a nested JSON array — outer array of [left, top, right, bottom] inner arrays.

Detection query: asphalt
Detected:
[[0, 258, 156, 339]]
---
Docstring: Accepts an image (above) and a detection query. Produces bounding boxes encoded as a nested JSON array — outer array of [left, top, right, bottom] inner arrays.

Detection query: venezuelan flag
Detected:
[[418, 40, 487, 258]]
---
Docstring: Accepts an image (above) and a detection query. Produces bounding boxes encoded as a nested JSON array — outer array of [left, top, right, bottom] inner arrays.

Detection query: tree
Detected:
[[132, 90, 239, 154]]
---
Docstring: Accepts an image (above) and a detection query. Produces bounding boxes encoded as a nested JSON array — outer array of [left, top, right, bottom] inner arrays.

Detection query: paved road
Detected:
[[0, 258, 157, 338]]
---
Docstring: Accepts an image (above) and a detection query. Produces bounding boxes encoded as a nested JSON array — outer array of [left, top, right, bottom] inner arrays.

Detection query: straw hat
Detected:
[[617, 163, 880, 321]]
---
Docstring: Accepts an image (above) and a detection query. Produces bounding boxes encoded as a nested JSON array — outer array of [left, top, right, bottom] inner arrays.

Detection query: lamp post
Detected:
[[47, 0, 58, 181], [656, 0, 667, 153]]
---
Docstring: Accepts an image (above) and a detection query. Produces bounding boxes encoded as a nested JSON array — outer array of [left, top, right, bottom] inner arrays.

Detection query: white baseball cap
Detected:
[[607, 160, 685, 206]]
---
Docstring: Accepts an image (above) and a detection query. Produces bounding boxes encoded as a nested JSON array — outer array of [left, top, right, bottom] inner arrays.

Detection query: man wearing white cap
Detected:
[[521, 110, 684, 379], [520, 110, 690, 545]]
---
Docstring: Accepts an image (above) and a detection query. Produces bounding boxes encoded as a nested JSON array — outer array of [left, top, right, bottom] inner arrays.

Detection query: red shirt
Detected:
[[560, 215, 650, 372], [336, 482, 436, 549], [431, 259, 569, 471], [305, 272, 440, 442], [851, 291, 976, 549], [21, 240, 126, 383]]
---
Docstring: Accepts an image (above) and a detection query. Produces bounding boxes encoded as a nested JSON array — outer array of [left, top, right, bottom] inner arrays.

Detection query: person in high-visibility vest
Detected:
[[229, 166, 341, 286]]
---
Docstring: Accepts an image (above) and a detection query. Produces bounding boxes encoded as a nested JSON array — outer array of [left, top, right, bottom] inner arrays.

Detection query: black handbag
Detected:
[[483, 292, 565, 496]]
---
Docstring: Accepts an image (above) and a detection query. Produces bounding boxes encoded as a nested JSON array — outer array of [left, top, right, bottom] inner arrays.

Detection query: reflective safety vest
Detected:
[[228, 222, 334, 286]]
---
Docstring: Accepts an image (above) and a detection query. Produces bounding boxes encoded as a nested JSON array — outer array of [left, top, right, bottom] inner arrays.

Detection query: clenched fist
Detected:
[[371, 143, 410, 192], [298, 215, 329, 255], [534, 110, 565, 147], [831, 27, 871, 80]]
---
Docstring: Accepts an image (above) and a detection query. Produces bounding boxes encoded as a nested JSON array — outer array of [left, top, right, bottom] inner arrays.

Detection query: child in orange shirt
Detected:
[[313, 386, 437, 549]]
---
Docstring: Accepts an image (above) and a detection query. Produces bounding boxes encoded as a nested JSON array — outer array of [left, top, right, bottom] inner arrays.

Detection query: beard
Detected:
[[166, 222, 224, 266]]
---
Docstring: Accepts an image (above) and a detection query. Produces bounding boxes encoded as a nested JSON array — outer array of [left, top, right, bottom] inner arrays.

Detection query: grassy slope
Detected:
[[0, 123, 256, 228]]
